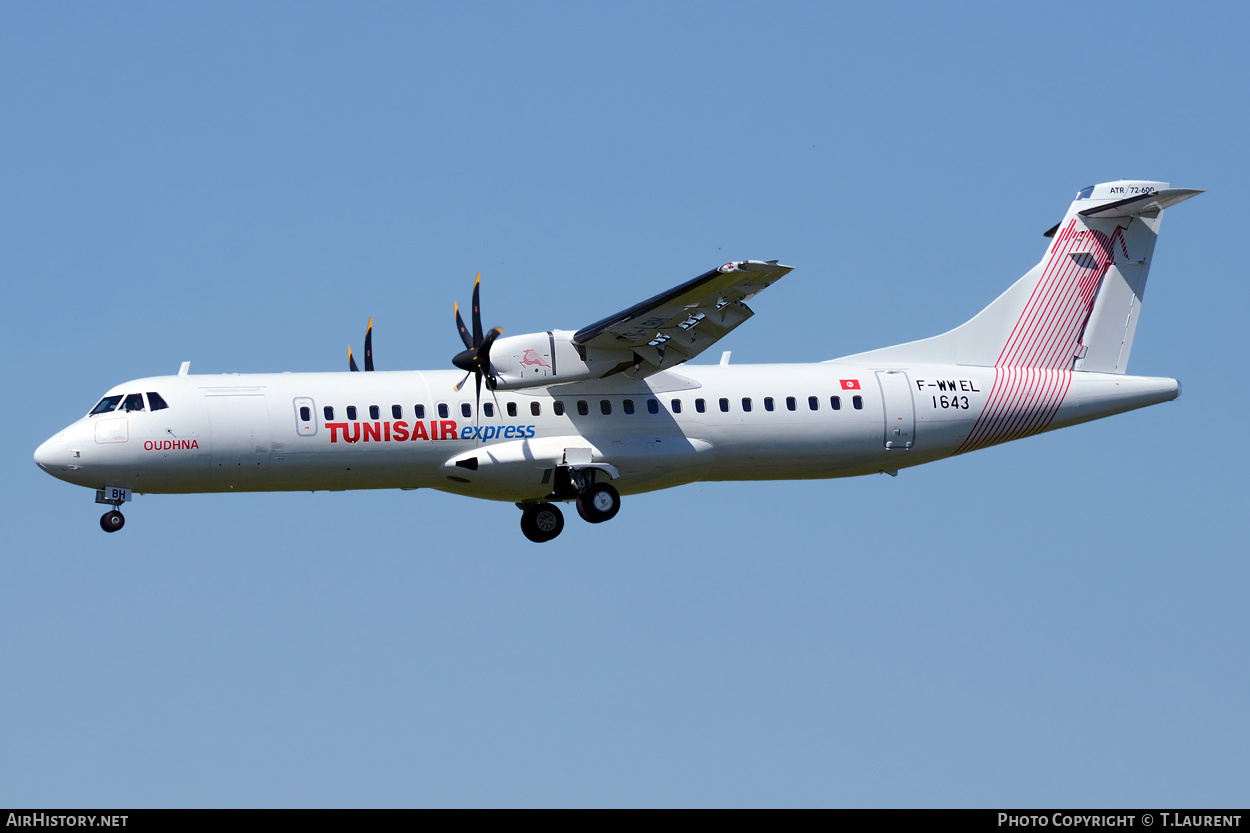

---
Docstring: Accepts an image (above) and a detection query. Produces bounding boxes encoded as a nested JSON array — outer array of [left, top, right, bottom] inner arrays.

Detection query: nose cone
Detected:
[[34, 436, 60, 471], [34, 431, 79, 483]]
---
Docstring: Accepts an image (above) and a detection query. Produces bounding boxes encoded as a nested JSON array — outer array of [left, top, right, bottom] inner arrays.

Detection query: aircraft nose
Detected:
[[35, 426, 95, 486], [34, 436, 62, 471], [34, 429, 81, 476]]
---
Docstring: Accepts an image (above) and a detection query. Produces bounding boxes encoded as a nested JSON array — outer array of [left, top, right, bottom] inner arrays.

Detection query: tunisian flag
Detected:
[[840, 379, 861, 390]]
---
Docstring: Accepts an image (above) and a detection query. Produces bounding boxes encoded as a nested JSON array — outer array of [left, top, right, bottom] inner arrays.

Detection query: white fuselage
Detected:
[[34, 362, 1179, 503]]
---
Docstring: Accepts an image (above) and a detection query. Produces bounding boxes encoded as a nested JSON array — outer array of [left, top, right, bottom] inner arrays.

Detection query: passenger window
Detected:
[[122, 393, 145, 412], [437, 404, 449, 419], [90, 395, 123, 415], [623, 399, 635, 415], [392, 405, 403, 419], [853, 395, 863, 410], [742, 397, 752, 412], [531, 401, 541, 417], [507, 402, 517, 418], [324, 405, 334, 421], [484, 403, 494, 417], [369, 405, 380, 420], [695, 398, 706, 413], [299, 406, 311, 422], [147, 392, 169, 411], [553, 401, 565, 416], [577, 400, 589, 416], [764, 397, 774, 412], [600, 400, 611, 415], [831, 396, 841, 411], [809, 396, 819, 411], [461, 403, 472, 418], [647, 399, 659, 415], [786, 396, 797, 411], [415, 404, 426, 419], [347, 406, 358, 420], [671, 399, 682, 414], [719, 398, 729, 413]]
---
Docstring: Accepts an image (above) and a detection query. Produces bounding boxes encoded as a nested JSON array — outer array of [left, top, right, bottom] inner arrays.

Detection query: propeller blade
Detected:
[[474, 372, 483, 447], [454, 370, 471, 392], [471, 271, 483, 347], [348, 346, 359, 372], [451, 273, 504, 393], [454, 302, 473, 350], [478, 326, 503, 389], [364, 317, 374, 371]]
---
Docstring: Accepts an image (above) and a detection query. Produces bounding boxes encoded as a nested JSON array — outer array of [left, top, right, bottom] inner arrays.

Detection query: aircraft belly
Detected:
[[608, 436, 715, 493], [431, 434, 715, 501]]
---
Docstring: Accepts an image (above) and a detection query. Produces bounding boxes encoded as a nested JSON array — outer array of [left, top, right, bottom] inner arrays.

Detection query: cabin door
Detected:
[[876, 370, 915, 450]]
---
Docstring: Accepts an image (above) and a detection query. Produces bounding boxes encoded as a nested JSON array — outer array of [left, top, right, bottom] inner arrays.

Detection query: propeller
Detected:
[[348, 317, 375, 372], [451, 272, 503, 414]]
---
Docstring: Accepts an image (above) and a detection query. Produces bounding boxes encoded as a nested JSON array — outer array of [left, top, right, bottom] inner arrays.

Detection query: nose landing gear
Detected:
[[100, 510, 125, 532], [95, 486, 132, 533]]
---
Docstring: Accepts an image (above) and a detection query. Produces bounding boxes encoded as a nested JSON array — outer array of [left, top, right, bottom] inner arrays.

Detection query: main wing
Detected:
[[572, 259, 792, 377], [487, 260, 792, 389]]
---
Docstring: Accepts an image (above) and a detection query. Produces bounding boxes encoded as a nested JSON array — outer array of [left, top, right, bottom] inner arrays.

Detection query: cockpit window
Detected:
[[90, 395, 123, 415], [147, 392, 169, 411], [121, 393, 145, 412]]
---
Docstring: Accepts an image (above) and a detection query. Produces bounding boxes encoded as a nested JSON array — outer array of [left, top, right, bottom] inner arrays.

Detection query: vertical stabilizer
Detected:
[[839, 181, 1200, 372]]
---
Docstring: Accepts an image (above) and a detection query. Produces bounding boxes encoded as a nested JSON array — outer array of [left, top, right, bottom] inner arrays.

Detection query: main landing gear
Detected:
[[576, 483, 620, 524], [520, 503, 565, 543], [518, 476, 622, 543]]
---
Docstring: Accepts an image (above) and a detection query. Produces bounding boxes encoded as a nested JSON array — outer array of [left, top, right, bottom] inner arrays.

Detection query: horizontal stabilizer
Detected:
[[1079, 188, 1203, 218]]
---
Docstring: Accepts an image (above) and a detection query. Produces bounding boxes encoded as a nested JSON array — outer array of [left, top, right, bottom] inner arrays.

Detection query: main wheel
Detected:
[[576, 482, 620, 524], [100, 510, 125, 533], [521, 503, 564, 542]]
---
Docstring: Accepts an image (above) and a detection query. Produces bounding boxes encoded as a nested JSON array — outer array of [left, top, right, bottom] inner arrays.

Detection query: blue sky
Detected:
[[3, 2, 1248, 807]]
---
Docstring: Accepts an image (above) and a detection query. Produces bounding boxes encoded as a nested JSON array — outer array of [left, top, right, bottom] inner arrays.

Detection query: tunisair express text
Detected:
[[324, 420, 537, 443]]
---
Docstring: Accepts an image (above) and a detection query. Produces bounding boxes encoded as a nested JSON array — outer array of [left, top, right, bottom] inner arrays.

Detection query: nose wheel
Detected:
[[100, 510, 125, 532]]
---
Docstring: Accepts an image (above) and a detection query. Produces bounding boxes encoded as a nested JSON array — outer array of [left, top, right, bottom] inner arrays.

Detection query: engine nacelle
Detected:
[[489, 330, 630, 390]]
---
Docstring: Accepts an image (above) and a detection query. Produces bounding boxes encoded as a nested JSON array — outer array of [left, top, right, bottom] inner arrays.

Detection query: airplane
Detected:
[[34, 179, 1199, 542]]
